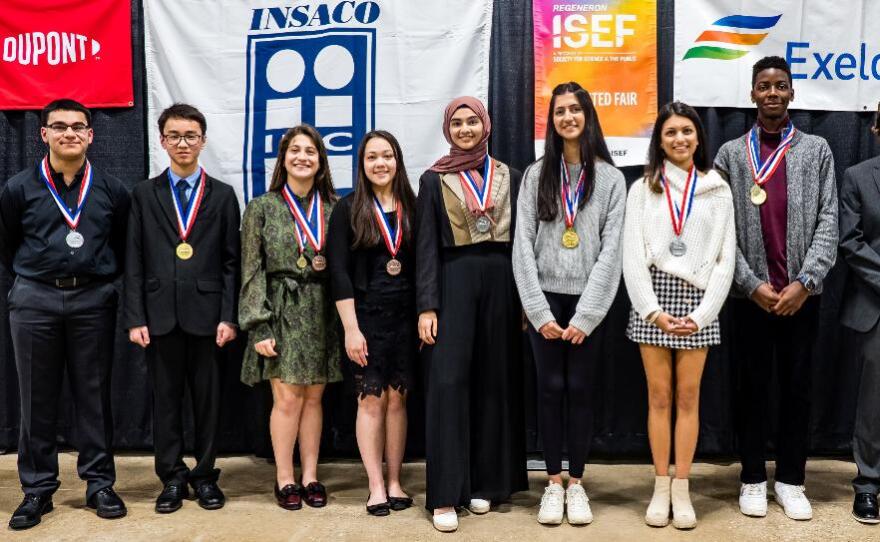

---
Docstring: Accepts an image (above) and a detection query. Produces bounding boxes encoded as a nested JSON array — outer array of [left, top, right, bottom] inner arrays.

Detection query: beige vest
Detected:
[[439, 160, 512, 246]]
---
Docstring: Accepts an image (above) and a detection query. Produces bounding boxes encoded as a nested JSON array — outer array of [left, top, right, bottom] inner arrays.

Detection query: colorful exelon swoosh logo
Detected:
[[683, 14, 782, 60]]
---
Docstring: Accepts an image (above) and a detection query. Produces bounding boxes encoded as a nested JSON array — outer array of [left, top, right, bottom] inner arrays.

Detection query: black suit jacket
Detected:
[[123, 170, 241, 336], [839, 155, 880, 332]]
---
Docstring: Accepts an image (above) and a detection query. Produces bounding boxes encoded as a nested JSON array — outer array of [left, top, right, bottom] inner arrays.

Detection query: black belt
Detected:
[[32, 276, 101, 289]]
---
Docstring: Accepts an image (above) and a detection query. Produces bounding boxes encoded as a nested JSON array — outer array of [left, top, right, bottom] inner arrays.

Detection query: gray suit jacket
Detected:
[[714, 129, 838, 297], [839, 155, 880, 332]]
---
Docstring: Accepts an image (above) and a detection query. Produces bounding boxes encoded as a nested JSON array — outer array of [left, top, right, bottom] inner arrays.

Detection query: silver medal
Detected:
[[669, 239, 687, 257], [475, 215, 491, 233], [66, 230, 84, 249]]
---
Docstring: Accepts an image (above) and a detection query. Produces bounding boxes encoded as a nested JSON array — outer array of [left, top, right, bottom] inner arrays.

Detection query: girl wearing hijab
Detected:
[[416, 96, 528, 532], [513, 82, 626, 526]]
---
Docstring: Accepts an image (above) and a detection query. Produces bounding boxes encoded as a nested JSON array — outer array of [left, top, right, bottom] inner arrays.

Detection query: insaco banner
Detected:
[[144, 0, 492, 204], [674, 0, 880, 111]]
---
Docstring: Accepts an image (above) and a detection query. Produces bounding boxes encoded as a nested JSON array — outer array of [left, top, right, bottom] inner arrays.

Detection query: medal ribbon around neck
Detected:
[[40, 156, 93, 231], [560, 158, 586, 228], [282, 185, 324, 254], [458, 155, 494, 213], [747, 121, 796, 187], [661, 164, 698, 238], [168, 168, 206, 242], [373, 196, 402, 258]]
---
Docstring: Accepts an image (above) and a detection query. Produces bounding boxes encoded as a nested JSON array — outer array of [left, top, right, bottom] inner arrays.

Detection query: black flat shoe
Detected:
[[9, 494, 53, 530], [388, 495, 413, 511], [366, 495, 391, 517], [155, 483, 188, 514], [853, 492, 880, 524], [194, 482, 225, 510], [87, 487, 127, 519]]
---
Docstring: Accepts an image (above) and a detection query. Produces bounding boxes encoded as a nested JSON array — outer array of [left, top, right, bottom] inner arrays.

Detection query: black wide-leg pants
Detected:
[[9, 277, 118, 500], [148, 327, 221, 488], [425, 245, 528, 510], [730, 296, 819, 485]]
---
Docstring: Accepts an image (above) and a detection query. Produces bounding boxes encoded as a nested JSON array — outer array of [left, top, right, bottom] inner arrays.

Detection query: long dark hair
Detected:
[[350, 130, 416, 248], [268, 124, 337, 203], [645, 102, 709, 193], [537, 82, 613, 222]]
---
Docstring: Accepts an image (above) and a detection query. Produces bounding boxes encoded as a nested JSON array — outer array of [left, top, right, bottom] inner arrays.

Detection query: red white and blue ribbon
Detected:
[[281, 185, 324, 254], [458, 155, 494, 213], [39, 156, 93, 230], [168, 168, 206, 242], [747, 121, 796, 187], [661, 163, 698, 237], [560, 158, 586, 228], [373, 196, 402, 258]]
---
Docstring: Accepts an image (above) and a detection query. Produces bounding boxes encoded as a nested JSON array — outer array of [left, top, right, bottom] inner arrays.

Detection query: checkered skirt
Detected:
[[626, 267, 721, 349]]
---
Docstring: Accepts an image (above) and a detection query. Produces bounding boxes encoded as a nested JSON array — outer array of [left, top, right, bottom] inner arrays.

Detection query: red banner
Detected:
[[0, 0, 133, 110]]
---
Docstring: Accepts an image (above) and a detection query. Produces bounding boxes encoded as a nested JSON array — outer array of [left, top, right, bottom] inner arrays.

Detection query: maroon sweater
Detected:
[[758, 122, 788, 292]]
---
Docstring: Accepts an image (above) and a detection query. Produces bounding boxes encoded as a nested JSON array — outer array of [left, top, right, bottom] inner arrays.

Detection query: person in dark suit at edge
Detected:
[[124, 103, 241, 514]]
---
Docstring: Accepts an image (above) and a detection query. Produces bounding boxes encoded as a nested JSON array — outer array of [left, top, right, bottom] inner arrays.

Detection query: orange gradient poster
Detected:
[[534, 0, 657, 166]]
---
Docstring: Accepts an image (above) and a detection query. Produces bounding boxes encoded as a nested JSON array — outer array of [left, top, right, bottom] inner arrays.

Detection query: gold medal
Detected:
[[750, 184, 767, 206], [296, 254, 308, 269], [561, 227, 579, 249], [176, 242, 193, 260]]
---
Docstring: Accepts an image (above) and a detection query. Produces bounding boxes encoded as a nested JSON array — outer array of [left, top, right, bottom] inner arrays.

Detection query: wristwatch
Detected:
[[797, 274, 817, 292]]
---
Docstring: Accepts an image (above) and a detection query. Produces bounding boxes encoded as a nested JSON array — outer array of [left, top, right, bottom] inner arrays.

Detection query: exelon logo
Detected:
[[683, 14, 781, 60], [2, 32, 101, 66]]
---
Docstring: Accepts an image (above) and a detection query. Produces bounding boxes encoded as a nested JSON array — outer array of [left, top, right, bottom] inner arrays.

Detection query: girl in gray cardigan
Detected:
[[512, 82, 626, 527]]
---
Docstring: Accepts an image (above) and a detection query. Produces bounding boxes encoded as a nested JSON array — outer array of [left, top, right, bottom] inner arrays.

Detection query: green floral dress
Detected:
[[239, 191, 342, 386]]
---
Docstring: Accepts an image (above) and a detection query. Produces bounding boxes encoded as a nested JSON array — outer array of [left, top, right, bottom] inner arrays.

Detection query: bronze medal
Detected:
[[386, 258, 402, 276], [750, 184, 767, 206], [311, 254, 327, 272], [561, 227, 580, 249], [176, 242, 194, 260], [296, 254, 308, 269]]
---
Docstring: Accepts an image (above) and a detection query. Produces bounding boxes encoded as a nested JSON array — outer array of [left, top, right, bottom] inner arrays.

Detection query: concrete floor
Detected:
[[0, 454, 878, 541]]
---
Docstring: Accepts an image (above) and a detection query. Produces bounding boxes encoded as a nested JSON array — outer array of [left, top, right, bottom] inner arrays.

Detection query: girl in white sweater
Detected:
[[622, 102, 735, 529]]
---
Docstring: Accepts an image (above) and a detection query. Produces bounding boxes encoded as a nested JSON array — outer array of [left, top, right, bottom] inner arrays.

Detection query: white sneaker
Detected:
[[433, 510, 459, 532], [774, 482, 813, 520], [739, 482, 768, 517], [565, 483, 593, 525], [468, 498, 490, 514], [537, 483, 564, 525]]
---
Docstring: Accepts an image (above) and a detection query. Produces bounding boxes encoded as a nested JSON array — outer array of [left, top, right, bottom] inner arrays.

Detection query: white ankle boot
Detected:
[[671, 478, 697, 529], [645, 475, 671, 527]]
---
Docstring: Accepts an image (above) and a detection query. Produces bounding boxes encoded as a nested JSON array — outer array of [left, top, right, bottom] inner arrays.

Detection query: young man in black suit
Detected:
[[124, 103, 240, 513], [839, 101, 880, 524]]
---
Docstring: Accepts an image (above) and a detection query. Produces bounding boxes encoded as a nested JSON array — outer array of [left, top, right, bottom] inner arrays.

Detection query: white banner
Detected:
[[144, 0, 492, 204], [674, 1, 880, 111]]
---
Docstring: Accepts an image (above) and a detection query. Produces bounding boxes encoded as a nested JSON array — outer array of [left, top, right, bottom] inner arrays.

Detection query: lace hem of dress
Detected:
[[354, 373, 409, 400]]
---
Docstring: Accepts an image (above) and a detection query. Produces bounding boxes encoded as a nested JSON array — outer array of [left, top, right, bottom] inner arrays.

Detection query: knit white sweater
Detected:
[[622, 161, 736, 331]]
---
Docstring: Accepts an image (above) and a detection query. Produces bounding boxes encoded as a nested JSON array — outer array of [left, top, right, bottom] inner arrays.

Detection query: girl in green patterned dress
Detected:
[[239, 125, 341, 510]]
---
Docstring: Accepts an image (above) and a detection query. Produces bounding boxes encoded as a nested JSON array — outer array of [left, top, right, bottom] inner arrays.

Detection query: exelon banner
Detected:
[[674, 0, 880, 111]]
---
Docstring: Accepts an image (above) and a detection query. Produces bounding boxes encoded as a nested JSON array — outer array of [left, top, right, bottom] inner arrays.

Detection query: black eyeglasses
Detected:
[[163, 134, 203, 146], [46, 123, 90, 135]]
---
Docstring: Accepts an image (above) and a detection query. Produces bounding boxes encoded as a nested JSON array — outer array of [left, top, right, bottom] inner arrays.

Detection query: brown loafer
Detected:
[[274, 483, 303, 510], [304, 481, 327, 508]]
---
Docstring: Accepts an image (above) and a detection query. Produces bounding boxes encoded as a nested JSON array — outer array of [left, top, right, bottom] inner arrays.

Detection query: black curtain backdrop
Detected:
[[0, 1, 877, 462]]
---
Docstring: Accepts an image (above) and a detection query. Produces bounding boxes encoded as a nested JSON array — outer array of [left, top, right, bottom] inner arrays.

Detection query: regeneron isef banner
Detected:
[[674, 1, 880, 111], [0, 0, 133, 109], [534, 1, 657, 166]]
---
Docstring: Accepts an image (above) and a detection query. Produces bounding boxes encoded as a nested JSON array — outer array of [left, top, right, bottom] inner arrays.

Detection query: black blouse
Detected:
[[326, 193, 415, 301], [415, 165, 522, 314]]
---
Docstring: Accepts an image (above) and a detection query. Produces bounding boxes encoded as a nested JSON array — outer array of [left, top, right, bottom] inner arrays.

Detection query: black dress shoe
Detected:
[[87, 487, 127, 519], [304, 481, 327, 508], [8, 494, 53, 530], [155, 483, 189, 514], [853, 492, 880, 524], [194, 482, 225, 510]]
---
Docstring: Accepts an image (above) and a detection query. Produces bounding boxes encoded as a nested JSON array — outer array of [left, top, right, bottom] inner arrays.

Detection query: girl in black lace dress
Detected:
[[326, 131, 418, 517]]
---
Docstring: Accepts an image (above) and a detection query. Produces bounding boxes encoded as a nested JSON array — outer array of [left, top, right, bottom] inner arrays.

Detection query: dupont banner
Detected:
[[533, 0, 657, 167], [144, 0, 492, 203], [674, 1, 880, 111], [0, 0, 133, 110]]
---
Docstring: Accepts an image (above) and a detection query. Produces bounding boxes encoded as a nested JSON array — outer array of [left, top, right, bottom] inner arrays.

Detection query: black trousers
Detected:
[[730, 296, 819, 485], [853, 317, 880, 494], [425, 245, 528, 510], [527, 292, 596, 479], [147, 327, 220, 487], [9, 277, 117, 500]]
